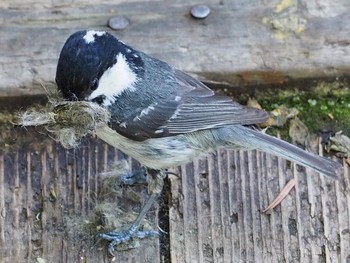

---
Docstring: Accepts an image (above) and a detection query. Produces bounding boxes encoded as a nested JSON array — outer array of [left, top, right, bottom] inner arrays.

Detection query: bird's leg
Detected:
[[98, 168, 166, 255]]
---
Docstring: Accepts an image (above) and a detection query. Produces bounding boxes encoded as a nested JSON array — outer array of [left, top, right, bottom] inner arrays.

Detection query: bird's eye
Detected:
[[89, 78, 99, 91]]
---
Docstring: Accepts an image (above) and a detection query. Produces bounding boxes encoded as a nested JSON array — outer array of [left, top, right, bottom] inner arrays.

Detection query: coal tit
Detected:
[[56, 30, 341, 252]]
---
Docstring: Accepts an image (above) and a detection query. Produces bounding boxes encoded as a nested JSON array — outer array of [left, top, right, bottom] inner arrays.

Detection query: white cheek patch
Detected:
[[88, 53, 137, 106], [83, 30, 106, 44]]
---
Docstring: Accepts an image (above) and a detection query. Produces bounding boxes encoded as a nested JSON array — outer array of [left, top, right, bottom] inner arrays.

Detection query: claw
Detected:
[[97, 169, 165, 255], [98, 229, 159, 254]]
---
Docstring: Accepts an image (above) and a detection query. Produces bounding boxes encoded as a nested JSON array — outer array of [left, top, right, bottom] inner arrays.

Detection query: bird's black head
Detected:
[[55, 30, 144, 106]]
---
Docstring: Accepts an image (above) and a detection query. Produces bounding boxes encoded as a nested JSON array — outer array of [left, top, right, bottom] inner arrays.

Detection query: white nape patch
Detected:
[[88, 53, 137, 106], [175, 96, 181, 101], [83, 30, 106, 44]]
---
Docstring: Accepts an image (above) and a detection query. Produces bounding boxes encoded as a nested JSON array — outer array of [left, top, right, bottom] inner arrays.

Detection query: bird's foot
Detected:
[[97, 170, 164, 255], [98, 227, 159, 255]]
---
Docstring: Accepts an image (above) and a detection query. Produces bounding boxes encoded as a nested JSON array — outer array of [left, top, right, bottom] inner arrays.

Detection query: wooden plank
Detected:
[[169, 150, 349, 262], [0, 113, 348, 262], [1, 0, 350, 96], [0, 131, 161, 263]]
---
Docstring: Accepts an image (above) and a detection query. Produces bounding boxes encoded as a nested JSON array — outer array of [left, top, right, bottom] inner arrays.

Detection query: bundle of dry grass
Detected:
[[18, 96, 110, 149]]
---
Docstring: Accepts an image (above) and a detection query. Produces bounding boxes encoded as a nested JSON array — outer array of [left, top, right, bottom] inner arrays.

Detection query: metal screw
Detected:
[[190, 4, 211, 19], [108, 16, 130, 30]]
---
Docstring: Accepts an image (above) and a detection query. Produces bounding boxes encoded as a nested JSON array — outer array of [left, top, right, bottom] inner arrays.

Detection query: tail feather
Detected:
[[227, 126, 342, 179]]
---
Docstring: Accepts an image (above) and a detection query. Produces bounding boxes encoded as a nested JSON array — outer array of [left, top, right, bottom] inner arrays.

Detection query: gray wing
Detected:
[[113, 69, 268, 141]]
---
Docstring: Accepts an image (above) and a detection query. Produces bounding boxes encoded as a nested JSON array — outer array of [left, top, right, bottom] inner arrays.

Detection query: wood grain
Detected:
[[0, 0, 350, 96], [0, 134, 160, 263], [169, 150, 349, 263], [0, 125, 348, 262]]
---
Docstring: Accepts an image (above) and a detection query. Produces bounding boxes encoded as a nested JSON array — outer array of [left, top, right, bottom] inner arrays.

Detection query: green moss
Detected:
[[258, 82, 350, 136], [219, 79, 350, 141]]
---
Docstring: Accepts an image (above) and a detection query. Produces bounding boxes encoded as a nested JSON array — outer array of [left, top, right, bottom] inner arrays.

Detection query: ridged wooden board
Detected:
[[169, 150, 349, 263], [0, 138, 160, 263], [0, 132, 348, 262]]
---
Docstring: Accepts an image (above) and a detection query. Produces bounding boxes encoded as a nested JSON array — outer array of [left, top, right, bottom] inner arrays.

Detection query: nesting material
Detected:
[[64, 160, 155, 251], [18, 98, 110, 149]]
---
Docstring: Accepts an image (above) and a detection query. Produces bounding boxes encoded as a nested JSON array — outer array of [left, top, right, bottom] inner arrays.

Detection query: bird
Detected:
[[55, 30, 342, 254]]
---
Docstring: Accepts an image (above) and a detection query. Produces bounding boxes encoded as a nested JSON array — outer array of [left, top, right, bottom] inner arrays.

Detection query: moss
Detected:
[[260, 93, 350, 135], [242, 80, 350, 140], [209, 79, 349, 142]]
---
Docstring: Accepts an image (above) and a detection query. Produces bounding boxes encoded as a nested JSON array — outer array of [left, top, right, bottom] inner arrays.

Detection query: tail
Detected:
[[223, 126, 342, 179]]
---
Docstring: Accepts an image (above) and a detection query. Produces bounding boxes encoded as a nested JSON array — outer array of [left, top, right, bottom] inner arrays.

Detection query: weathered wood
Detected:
[[0, 122, 348, 263], [1, 0, 350, 96], [1, 117, 348, 262], [169, 150, 349, 263], [0, 133, 161, 263]]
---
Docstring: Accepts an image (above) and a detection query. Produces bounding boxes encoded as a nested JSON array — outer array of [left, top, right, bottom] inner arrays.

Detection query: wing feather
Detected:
[[112, 69, 268, 141]]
